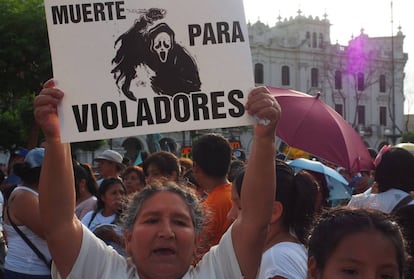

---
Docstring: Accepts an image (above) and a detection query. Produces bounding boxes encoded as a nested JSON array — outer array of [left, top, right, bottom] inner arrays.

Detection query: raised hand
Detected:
[[34, 79, 64, 141], [245, 86, 281, 139]]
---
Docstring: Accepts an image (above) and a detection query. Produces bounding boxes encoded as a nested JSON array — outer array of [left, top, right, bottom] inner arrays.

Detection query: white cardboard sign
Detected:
[[43, 0, 254, 142]]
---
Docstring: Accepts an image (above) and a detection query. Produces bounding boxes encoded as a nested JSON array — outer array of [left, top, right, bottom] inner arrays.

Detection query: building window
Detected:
[[379, 74, 386, 93], [312, 32, 317, 48], [254, 63, 264, 84], [335, 70, 342, 90], [357, 105, 365, 125], [335, 104, 343, 116], [282, 65, 290, 86], [311, 68, 319, 87], [357, 72, 365, 91], [306, 31, 311, 47], [379, 106, 387, 126], [319, 33, 324, 48]]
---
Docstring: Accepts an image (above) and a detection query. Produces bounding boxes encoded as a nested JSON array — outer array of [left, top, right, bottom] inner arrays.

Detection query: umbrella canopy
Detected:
[[394, 143, 414, 156], [288, 158, 351, 201], [269, 87, 374, 172]]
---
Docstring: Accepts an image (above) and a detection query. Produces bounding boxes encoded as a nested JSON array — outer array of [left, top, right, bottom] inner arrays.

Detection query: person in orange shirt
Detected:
[[191, 133, 233, 260]]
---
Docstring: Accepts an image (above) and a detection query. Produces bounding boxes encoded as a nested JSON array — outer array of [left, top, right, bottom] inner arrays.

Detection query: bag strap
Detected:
[[6, 205, 51, 269], [391, 195, 414, 214]]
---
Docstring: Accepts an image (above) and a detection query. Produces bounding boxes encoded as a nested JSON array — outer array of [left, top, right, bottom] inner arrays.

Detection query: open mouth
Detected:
[[153, 248, 176, 256]]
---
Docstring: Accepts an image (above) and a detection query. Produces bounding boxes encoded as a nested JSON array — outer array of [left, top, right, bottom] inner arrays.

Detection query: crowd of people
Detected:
[[0, 82, 412, 279]]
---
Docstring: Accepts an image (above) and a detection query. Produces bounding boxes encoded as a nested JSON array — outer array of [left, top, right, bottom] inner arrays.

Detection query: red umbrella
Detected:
[[268, 87, 374, 172]]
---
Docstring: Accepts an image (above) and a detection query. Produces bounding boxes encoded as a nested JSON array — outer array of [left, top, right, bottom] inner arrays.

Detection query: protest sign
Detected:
[[43, 0, 255, 142]]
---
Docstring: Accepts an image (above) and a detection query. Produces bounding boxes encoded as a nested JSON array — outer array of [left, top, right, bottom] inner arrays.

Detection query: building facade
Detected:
[[74, 12, 408, 165], [248, 11, 408, 150]]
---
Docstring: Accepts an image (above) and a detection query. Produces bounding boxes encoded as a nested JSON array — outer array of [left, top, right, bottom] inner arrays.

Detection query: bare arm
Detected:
[[231, 87, 281, 279], [35, 79, 83, 277]]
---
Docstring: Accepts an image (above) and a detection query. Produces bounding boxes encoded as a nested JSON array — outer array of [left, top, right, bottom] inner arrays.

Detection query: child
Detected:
[[308, 207, 406, 279]]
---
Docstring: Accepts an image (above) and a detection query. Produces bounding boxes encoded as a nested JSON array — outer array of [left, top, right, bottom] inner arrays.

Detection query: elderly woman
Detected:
[[34, 80, 280, 279]]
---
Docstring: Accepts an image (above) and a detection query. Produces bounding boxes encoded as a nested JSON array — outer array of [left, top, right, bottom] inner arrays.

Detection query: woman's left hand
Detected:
[[245, 86, 281, 139]]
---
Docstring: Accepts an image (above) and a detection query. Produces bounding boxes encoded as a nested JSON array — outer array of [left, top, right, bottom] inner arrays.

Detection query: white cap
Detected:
[[94, 150, 123, 166]]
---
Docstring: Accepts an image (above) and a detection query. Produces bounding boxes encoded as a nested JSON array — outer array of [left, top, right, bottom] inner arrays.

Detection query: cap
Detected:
[[94, 150, 123, 165], [24, 148, 45, 168], [14, 148, 29, 158]]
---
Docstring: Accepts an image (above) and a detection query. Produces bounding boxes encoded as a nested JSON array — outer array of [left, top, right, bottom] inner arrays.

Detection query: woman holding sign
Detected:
[[34, 80, 281, 279]]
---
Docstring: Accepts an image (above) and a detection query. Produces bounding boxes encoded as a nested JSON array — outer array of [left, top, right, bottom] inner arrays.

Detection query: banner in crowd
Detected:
[[43, 0, 255, 142]]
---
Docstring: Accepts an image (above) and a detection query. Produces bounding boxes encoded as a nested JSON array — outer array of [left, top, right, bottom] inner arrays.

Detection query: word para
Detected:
[[188, 21, 245, 46]]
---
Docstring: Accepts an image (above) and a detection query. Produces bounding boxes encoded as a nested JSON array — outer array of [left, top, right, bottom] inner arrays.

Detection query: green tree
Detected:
[[0, 0, 52, 150], [401, 131, 414, 143]]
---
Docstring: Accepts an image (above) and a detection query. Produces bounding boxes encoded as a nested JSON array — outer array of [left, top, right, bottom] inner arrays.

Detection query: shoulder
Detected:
[[81, 211, 94, 223], [260, 243, 307, 279], [264, 242, 307, 259], [348, 193, 371, 207], [205, 184, 231, 200], [11, 186, 38, 196], [193, 225, 243, 278], [9, 186, 39, 206], [57, 226, 129, 279]]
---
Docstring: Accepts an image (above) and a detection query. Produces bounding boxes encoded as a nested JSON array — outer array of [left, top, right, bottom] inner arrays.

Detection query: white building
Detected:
[[248, 11, 408, 150], [75, 12, 408, 164]]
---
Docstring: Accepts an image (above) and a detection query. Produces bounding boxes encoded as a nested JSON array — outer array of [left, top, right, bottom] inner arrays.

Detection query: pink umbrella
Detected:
[[268, 87, 374, 172]]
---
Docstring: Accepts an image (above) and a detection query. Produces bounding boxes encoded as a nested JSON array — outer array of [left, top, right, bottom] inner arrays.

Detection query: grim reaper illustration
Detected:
[[146, 23, 201, 96], [111, 8, 166, 101], [111, 9, 201, 101]]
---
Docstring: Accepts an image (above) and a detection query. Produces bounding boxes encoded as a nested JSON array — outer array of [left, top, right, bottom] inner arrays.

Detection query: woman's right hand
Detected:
[[34, 79, 64, 141]]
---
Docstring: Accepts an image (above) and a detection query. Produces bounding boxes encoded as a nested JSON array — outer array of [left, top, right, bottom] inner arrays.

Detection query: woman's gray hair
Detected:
[[120, 181, 205, 234]]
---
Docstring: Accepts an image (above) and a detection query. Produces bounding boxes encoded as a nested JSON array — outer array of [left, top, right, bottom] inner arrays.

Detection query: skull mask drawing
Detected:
[[152, 32, 171, 63]]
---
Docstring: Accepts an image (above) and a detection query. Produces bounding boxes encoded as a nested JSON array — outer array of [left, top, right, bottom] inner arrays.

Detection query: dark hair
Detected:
[[228, 159, 245, 182], [73, 162, 99, 199], [142, 151, 180, 179], [394, 204, 414, 278], [308, 207, 406, 277], [375, 147, 414, 193], [0, 170, 5, 184], [191, 133, 231, 178], [307, 170, 330, 208], [122, 166, 145, 185], [87, 178, 126, 228], [97, 178, 126, 211], [233, 159, 318, 244], [13, 162, 41, 186]]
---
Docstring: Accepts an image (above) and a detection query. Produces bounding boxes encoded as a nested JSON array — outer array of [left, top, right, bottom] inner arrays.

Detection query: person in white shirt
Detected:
[[3, 148, 51, 278], [34, 81, 281, 279], [348, 146, 414, 213], [228, 161, 319, 279]]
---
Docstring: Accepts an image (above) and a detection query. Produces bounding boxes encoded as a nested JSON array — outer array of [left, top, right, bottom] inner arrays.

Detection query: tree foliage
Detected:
[[0, 0, 52, 150], [401, 131, 414, 143]]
